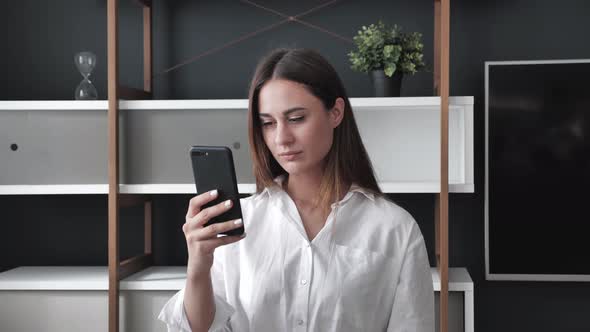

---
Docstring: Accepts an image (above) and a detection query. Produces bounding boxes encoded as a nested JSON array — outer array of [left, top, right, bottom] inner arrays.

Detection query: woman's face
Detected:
[[258, 79, 343, 177]]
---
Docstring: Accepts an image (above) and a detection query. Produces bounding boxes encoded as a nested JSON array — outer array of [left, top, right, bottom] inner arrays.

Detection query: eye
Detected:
[[288, 116, 304, 123], [261, 121, 274, 127]]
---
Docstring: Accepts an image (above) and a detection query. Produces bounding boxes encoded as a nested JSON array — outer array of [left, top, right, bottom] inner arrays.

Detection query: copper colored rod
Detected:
[[133, 0, 151, 8], [240, 0, 352, 44], [145, 200, 152, 254], [118, 86, 151, 100], [119, 253, 153, 280], [157, 19, 290, 76], [434, 0, 450, 331], [157, 0, 349, 76], [107, 0, 120, 330], [239, 0, 353, 44], [239, 0, 287, 19], [293, 19, 353, 44], [293, 0, 342, 19], [144, 5, 152, 93]]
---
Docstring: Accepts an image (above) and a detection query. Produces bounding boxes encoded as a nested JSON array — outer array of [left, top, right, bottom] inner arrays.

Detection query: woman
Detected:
[[159, 48, 434, 332]]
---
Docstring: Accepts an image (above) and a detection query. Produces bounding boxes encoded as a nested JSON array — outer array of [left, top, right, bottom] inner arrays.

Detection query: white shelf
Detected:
[[0, 97, 472, 111], [119, 182, 473, 194], [0, 100, 107, 110], [351, 96, 473, 109], [0, 266, 473, 292], [120, 266, 187, 290], [0, 267, 108, 290], [431, 267, 473, 292], [0, 182, 473, 195], [118, 183, 257, 195], [0, 185, 108, 195]]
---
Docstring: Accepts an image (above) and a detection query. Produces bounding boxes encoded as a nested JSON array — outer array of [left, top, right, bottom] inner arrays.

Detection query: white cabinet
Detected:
[[0, 266, 473, 332]]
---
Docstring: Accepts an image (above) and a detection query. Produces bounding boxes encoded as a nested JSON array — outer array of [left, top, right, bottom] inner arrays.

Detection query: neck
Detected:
[[284, 170, 324, 206], [284, 170, 350, 207]]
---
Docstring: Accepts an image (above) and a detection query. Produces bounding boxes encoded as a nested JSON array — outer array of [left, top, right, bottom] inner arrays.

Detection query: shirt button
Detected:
[[300, 279, 308, 285], [297, 319, 304, 325]]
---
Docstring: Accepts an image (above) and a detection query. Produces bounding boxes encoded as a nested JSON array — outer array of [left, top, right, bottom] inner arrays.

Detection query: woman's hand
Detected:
[[182, 190, 246, 281]]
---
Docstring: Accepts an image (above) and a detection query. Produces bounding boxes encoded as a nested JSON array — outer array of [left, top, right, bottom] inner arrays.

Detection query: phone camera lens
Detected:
[[10, 143, 18, 151]]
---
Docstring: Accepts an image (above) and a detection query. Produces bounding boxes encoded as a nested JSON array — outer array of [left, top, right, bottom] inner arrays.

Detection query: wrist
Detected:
[[186, 269, 211, 284]]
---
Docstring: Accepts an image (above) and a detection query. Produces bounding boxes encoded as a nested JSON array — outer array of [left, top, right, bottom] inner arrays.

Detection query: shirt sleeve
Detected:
[[387, 219, 435, 332], [158, 246, 235, 332]]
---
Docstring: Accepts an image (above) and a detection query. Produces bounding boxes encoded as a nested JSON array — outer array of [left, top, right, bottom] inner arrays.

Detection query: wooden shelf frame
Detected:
[[107, 0, 153, 331], [434, 1, 451, 332], [105, 1, 453, 332]]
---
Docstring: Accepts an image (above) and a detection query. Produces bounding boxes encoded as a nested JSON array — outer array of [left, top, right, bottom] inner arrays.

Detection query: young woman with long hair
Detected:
[[159, 48, 434, 332]]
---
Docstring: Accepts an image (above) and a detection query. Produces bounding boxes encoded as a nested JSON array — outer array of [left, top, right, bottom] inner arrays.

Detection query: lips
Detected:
[[278, 151, 301, 156], [278, 151, 302, 160]]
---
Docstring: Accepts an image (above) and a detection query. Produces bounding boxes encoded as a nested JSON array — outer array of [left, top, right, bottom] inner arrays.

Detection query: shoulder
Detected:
[[214, 193, 269, 258], [362, 194, 417, 231], [372, 196, 426, 253], [344, 193, 422, 255], [239, 191, 270, 212], [238, 190, 275, 228]]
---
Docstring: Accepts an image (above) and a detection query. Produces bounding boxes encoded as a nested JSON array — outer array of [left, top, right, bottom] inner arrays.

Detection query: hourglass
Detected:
[[74, 51, 98, 100]]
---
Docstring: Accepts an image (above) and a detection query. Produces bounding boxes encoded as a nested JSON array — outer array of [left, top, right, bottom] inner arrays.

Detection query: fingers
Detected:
[[201, 218, 243, 240], [182, 194, 245, 259], [187, 217, 243, 242], [186, 198, 234, 231], [190, 233, 246, 255], [211, 233, 246, 249], [186, 189, 219, 219]]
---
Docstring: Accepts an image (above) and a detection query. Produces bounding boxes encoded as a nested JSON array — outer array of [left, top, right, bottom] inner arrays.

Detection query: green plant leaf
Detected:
[[384, 63, 396, 77], [349, 21, 425, 75]]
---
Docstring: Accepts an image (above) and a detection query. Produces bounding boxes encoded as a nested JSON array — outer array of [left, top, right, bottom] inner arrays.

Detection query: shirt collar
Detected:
[[254, 175, 375, 203], [252, 175, 284, 201], [348, 183, 375, 202]]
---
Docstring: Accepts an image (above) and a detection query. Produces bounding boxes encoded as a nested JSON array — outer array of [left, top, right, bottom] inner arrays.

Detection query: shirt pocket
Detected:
[[323, 244, 389, 330]]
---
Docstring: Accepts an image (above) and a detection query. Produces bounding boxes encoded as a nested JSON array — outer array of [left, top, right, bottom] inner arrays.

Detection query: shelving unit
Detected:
[[0, 0, 471, 331], [0, 95, 473, 330], [0, 98, 474, 331]]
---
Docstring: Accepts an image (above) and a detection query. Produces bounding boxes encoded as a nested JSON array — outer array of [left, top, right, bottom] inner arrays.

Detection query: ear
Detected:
[[329, 97, 345, 129]]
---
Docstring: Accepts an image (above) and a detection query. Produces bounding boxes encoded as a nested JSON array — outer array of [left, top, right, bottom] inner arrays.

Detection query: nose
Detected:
[[274, 121, 295, 146]]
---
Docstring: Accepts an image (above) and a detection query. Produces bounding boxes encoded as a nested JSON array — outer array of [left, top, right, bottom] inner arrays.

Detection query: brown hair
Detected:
[[247, 48, 382, 213]]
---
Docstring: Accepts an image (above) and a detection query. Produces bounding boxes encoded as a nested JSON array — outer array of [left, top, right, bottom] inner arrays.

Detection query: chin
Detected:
[[280, 165, 301, 176], [277, 162, 304, 176]]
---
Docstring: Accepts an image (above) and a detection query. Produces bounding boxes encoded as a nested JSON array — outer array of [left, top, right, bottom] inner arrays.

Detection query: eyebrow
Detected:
[[259, 107, 306, 118]]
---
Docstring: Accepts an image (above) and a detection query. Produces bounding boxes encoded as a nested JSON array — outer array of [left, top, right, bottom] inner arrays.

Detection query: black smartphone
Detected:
[[190, 146, 244, 236]]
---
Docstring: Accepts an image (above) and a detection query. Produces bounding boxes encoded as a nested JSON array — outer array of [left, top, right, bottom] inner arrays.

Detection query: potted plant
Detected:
[[349, 21, 425, 97]]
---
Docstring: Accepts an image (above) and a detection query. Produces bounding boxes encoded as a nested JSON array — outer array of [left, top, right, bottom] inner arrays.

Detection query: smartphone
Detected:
[[190, 146, 244, 236]]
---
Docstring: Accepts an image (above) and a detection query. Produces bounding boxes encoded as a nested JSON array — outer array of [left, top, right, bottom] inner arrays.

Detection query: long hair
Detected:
[[247, 48, 382, 213]]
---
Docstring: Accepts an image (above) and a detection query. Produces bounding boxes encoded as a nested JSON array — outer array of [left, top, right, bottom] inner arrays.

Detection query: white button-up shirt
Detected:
[[159, 183, 434, 332]]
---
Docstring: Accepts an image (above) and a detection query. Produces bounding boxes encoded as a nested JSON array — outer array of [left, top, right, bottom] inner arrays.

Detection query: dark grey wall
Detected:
[[0, 0, 172, 99], [450, 1, 590, 331], [1, 0, 590, 331], [164, 0, 435, 98]]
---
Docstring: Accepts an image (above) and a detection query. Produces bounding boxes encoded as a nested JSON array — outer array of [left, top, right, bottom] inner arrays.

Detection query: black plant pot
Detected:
[[370, 70, 403, 97]]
